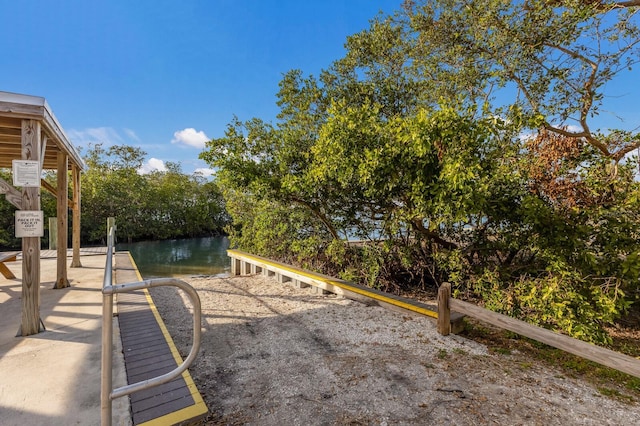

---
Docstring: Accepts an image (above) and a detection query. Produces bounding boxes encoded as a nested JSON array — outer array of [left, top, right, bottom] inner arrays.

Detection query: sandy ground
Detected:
[[150, 274, 640, 425]]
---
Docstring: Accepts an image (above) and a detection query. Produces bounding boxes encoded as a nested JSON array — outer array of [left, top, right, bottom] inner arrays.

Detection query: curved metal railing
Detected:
[[100, 225, 202, 425]]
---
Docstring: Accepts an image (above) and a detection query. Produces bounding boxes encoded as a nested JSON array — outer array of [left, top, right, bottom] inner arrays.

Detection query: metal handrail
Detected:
[[100, 226, 202, 425]]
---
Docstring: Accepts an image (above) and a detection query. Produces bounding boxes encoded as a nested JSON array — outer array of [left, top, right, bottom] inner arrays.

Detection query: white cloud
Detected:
[[67, 127, 125, 147], [193, 168, 215, 177], [123, 128, 141, 142], [171, 128, 209, 149], [565, 125, 583, 133], [138, 157, 168, 174]]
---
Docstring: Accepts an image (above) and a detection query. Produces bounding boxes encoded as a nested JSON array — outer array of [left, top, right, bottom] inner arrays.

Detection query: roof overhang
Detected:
[[0, 91, 85, 171]]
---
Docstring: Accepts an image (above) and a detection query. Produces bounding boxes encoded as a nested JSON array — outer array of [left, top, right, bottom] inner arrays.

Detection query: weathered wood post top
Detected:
[[0, 91, 86, 336]]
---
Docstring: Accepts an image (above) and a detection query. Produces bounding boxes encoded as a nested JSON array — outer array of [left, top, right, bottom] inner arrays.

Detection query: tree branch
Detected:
[[410, 218, 458, 250], [289, 195, 340, 240]]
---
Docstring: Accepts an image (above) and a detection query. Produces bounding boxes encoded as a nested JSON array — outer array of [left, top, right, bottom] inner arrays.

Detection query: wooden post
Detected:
[[107, 217, 115, 246], [292, 279, 310, 289], [437, 282, 451, 336], [48, 217, 57, 250], [230, 256, 237, 275], [20, 119, 43, 336], [54, 152, 69, 289], [71, 165, 82, 268]]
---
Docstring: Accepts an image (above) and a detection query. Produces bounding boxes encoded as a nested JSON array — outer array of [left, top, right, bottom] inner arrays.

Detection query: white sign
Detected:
[[12, 160, 41, 187], [15, 210, 44, 238]]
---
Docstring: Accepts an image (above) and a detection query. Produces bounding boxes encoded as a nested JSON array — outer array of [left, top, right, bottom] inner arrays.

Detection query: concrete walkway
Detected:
[[0, 252, 131, 425]]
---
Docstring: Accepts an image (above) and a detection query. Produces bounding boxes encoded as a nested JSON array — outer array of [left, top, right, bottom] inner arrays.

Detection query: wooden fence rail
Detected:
[[228, 250, 640, 380], [438, 282, 640, 379], [227, 249, 466, 333]]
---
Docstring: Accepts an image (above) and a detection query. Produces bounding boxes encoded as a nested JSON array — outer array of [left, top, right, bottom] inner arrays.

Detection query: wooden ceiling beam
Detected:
[[0, 116, 24, 129]]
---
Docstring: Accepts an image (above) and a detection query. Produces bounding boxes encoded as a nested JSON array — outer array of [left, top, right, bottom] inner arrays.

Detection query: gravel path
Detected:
[[150, 274, 640, 425]]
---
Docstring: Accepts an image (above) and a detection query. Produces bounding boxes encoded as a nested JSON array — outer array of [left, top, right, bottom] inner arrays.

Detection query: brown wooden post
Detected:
[[437, 282, 451, 336], [48, 217, 57, 250], [71, 164, 82, 268], [54, 152, 69, 289], [20, 119, 43, 336]]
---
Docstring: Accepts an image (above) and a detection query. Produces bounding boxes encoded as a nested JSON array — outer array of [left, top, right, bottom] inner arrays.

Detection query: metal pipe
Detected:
[[109, 278, 202, 399], [100, 226, 115, 426]]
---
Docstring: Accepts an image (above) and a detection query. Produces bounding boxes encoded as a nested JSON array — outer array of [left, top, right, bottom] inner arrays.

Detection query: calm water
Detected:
[[117, 236, 231, 279]]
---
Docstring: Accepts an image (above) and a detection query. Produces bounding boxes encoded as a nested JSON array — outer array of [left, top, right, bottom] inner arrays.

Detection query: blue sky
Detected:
[[1, 0, 403, 175], [2, 1, 638, 176]]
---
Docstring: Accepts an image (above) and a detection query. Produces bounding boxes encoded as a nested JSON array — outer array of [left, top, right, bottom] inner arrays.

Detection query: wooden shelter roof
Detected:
[[0, 91, 85, 171]]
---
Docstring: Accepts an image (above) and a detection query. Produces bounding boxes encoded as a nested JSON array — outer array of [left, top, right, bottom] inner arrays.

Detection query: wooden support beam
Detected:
[[292, 279, 310, 289], [0, 177, 22, 209], [20, 119, 43, 336], [54, 152, 69, 289], [0, 252, 18, 279], [71, 165, 81, 268], [40, 178, 75, 209], [39, 135, 47, 171], [276, 273, 291, 284], [231, 258, 240, 275]]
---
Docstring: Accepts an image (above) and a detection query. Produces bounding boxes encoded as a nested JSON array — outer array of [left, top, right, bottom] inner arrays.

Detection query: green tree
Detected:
[[200, 0, 640, 343], [402, 0, 640, 164], [82, 144, 227, 244]]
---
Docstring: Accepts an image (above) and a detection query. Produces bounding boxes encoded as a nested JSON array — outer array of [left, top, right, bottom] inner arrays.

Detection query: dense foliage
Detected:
[[201, 0, 640, 344], [81, 144, 228, 244], [0, 144, 228, 249]]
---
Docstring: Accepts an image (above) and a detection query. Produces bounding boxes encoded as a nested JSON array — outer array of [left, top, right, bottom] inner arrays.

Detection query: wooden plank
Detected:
[[0, 263, 16, 279], [0, 176, 22, 209], [449, 298, 640, 379], [0, 101, 44, 119], [227, 250, 465, 329], [20, 119, 42, 336], [0, 116, 23, 129], [71, 165, 81, 267], [54, 152, 69, 289], [0, 127, 22, 137], [0, 252, 18, 279]]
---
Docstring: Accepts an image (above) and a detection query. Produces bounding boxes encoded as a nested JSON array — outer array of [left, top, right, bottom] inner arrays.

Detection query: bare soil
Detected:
[[150, 274, 640, 425]]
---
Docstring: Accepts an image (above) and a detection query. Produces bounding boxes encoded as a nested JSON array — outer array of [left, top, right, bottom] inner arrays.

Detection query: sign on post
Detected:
[[12, 160, 41, 187], [15, 210, 44, 238]]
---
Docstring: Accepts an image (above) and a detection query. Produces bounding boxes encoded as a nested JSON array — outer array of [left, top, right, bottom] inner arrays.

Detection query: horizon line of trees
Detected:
[[0, 143, 229, 249]]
